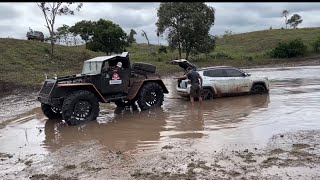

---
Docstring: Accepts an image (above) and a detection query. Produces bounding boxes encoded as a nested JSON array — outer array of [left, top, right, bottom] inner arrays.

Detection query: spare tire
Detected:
[[132, 62, 156, 73], [133, 69, 153, 76]]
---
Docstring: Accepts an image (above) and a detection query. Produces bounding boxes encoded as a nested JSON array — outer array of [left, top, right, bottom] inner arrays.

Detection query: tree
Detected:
[[86, 19, 128, 55], [281, 10, 290, 29], [223, 30, 233, 37], [37, 2, 83, 56], [141, 30, 150, 45], [69, 20, 95, 48], [191, 35, 216, 55], [156, 30, 160, 45], [141, 30, 152, 53], [56, 24, 70, 46], [127, 29, 137, 46], [287, 14, 303, 29], [156, 2, 215, 59]]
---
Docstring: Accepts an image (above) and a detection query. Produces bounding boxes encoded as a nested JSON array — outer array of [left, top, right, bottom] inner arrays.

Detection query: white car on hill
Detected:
[[170, 59, 270, 100]]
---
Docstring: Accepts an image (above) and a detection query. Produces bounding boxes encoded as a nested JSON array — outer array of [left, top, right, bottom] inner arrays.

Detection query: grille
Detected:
[[39, 80, 56, 96]]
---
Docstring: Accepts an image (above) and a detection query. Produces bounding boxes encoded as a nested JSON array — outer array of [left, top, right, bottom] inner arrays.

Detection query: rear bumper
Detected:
[[176, 87, 190, 97]]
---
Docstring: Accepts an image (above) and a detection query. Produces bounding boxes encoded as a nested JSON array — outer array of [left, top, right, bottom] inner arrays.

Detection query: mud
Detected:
[[1, 65, 320, 179]]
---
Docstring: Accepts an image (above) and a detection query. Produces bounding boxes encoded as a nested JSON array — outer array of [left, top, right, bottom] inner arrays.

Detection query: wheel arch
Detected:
[[57, 83, 106, 103], [251, 81, 267, 91], [128, 79, 169, 100], [202, 86, 215, 96]]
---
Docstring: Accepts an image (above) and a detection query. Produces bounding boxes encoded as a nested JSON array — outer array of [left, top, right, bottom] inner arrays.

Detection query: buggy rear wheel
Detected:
[[62, 90, 99, 126], [137, 82, 164, 110]]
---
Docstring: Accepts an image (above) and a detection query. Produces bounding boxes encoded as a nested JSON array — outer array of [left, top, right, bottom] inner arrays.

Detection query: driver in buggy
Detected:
[[111, 62, 123, 72]]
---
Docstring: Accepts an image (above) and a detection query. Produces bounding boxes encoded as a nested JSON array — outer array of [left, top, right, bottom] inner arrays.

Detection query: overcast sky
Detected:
[[1, 2, 320, 45]]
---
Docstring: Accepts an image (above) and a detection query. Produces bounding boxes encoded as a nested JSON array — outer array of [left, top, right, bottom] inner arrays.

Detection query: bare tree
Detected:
[[141, 30, 150, 45], [37, 2, 83, 56], [141, 30, 151, 53], [281, 10, 290, 29]]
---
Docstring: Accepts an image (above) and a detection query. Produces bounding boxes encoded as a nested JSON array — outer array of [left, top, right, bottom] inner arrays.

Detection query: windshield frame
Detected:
[[81, 61, 103, 75]]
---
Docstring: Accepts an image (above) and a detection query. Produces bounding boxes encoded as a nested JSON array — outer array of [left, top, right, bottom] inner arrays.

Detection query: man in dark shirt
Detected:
[[174, 67, 203, 107]]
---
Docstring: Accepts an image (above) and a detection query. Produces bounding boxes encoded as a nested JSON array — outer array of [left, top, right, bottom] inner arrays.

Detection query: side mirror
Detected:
[[243, 73, 250, 77]]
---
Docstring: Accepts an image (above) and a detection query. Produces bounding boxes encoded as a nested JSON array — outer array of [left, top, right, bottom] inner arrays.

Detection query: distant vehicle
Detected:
[[170, 59, 270, 100], [26, 28, 44, 42]]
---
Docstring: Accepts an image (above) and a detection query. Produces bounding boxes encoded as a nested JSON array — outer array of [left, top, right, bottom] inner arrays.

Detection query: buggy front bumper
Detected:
[[37, 96, 63, 108]]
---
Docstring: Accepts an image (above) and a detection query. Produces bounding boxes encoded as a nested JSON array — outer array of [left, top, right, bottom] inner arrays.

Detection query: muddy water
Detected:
[[1, 65, 320, 179]]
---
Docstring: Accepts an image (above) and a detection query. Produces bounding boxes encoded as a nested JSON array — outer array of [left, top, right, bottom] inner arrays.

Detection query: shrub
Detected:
[[270, 38, 307, 58], [43, 47, 50, 54], [213, 52, 233, 60], [158, 45, 167, 54], [312, 37, 320, 52]]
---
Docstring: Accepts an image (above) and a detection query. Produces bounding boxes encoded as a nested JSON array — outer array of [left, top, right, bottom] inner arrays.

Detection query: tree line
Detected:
[[36, 3, 305, 60], [37, 2, 216, 60]]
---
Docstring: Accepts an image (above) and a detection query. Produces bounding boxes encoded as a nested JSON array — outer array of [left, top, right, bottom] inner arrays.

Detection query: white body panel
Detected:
[[176, 69, 270, 97]]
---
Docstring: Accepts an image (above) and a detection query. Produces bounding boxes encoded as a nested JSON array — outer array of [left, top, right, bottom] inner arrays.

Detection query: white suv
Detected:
[[171, 59, 270, 99]]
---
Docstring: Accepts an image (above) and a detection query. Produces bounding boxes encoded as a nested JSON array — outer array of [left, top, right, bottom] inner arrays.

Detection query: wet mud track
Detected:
[[1, 66, 320, 179]]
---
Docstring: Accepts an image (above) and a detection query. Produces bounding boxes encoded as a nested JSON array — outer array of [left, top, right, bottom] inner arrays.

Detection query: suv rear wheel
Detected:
[[201, 89, 214, 100], [137, 82, 164, 110], [41, 103, 62, 119], [62, 90, 99, 126]]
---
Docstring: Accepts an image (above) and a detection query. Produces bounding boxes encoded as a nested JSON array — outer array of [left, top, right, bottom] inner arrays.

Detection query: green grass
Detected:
[[215, 27, 320, 59], [1, 27, 320, 88], [0, 38, 105, 87]]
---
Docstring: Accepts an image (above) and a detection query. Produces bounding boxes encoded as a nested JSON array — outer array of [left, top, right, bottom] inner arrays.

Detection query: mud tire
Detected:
[[62, 90, 99, 126], [201, 88, 214, 100], [250, 84, 267, 95], [132, 63, 156, 73], [41, 103, 62, 119], [137, 82, 164, 110]]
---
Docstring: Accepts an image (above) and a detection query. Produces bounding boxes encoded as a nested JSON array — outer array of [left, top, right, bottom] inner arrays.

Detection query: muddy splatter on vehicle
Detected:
[[170, 59, 270, 100], [37, 52, 169, 125]]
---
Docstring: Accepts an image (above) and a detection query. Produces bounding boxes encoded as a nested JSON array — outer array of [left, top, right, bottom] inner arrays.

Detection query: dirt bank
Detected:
[[241, 57, 320, 69], [128, 130, 320, 180], [1, 130, 319, 180], [0, 80, 39, 98], [0, 91, 39, 124]]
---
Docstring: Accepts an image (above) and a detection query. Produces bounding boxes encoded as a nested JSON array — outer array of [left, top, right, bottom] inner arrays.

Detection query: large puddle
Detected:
[[1, 65, 320, 178]]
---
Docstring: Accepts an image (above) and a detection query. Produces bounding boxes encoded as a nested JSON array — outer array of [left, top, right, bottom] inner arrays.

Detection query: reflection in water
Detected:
[[43, 107, 168, 153], [41, 94, 270, 154], [162, 94, 270, 140]]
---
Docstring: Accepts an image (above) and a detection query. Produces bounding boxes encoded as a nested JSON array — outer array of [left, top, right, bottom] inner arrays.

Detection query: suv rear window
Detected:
[[203, 69, 227, 77]]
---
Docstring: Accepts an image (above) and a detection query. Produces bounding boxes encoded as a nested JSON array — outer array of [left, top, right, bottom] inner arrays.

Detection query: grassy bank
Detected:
[[1, 27, 320, 90], [215, 27, 320, 59]]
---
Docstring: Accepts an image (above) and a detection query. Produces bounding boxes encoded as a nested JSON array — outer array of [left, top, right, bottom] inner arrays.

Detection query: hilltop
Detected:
[[1, 27, 320, 93], [215, 27, 320, 59]]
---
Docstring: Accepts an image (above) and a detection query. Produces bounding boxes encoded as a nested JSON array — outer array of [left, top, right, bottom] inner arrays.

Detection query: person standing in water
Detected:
[[174, 67, 203, 107]]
